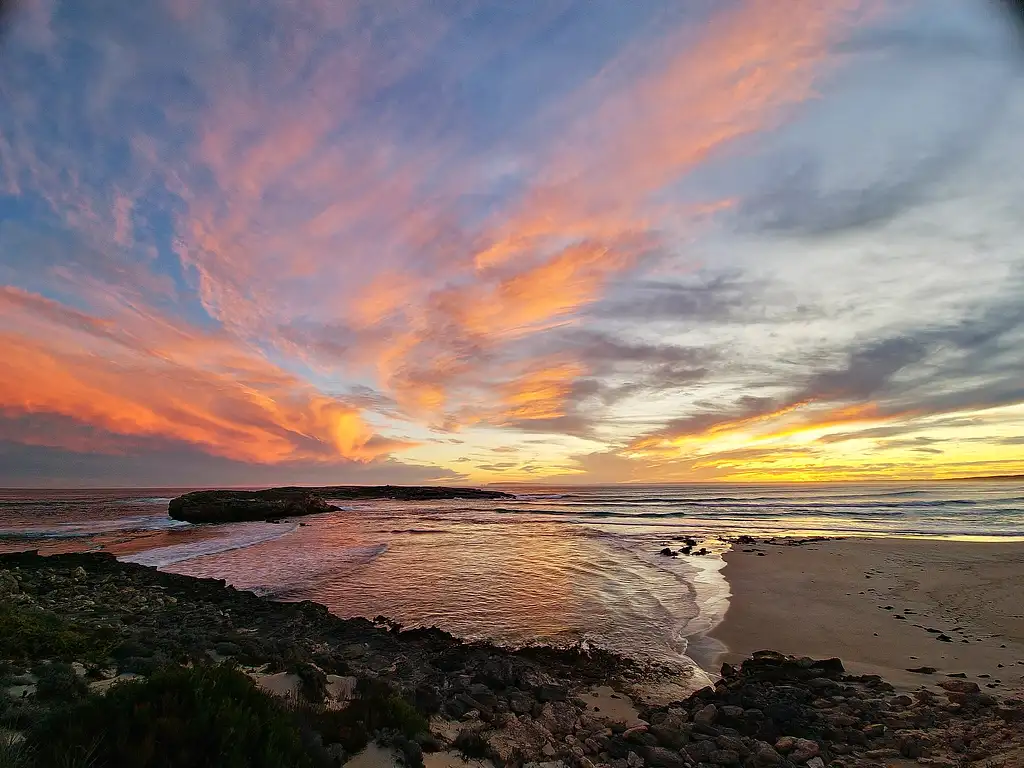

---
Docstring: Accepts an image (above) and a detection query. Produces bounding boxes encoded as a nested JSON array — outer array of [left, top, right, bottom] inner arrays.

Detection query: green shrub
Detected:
[[310, 680, 428, 755], [32, 663, 88, 703], [453, 729, 489, 759], [27, 664, 316, 768], [0, 604, 113, 662], [0, 734, 34, 768], [289, 662, 328, 705]]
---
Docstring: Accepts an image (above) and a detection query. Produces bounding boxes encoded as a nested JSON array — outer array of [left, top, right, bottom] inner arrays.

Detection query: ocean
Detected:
[[1, 482, 1021, 679]]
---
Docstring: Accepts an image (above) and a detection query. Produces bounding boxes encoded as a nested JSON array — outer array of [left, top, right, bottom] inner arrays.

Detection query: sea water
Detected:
[[1, 482, 1021, 676]]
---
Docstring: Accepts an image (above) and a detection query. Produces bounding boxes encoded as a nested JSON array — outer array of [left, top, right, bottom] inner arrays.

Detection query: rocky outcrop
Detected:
[[306, 485, 515, 501], [168, 489, 340, 523], [168, 485, 515, 524]]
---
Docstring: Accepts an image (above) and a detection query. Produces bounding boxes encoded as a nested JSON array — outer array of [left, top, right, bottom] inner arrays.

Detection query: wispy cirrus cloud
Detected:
[[1, 0, 1022, 484]]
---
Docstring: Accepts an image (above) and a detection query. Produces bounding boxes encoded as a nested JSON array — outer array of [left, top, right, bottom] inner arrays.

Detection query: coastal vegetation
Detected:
[[1, 551, 1021, 768]]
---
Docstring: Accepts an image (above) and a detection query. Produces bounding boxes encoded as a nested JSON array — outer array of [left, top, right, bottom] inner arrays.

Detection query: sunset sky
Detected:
[[1, 0, 1022, 487]]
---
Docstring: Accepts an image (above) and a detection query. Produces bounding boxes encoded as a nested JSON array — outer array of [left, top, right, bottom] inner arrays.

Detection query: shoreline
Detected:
[[708, 537, 1024, 691], [4, 549, 1024, 767]]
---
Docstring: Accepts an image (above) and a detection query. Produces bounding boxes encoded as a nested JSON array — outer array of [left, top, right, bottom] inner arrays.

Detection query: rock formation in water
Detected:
[[168, 485, 514, 524]]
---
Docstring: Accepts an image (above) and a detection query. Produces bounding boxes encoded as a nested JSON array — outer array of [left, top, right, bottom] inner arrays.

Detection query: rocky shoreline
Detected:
[[168, 485, 515, 523], [1, 552, 1022, 768]]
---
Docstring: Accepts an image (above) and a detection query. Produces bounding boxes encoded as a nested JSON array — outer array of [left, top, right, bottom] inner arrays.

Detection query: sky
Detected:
[[0, 0, 1023, 487]]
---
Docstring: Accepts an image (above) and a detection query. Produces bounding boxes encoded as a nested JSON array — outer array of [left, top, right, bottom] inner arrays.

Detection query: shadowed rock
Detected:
[[168, 485, 514, 523]]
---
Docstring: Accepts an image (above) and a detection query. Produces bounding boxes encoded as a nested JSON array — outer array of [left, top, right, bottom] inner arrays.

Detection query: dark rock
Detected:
[[788, 739, 819, 764], [685, 741, 714, 763], [168, 485, 513, 523], [861, 724, 884, 739], [906, 667, 937, 674], [896, 731, 931, 758], [752, 742, 782, 767], [508, 691, 535, 715], [644, 746, 686, 768], [694, 704, 718, 726], [168, 489, 340, 523], [537, 683, 569, 702], [709, 749, 740, 766], [718, 706, 744, 721], [996, 705, 1024, 723], [937, 680, 980, 696]]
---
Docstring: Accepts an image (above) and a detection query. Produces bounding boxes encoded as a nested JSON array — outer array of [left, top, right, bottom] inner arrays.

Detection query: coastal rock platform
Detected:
[[168, 485, 515, 524]]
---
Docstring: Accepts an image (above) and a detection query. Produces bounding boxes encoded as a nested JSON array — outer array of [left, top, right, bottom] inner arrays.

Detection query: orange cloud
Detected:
[[1, 0, 891, 469], [354, 0, 875, 426], [495, 362, 586, 424], [0, 291, 406, 464]]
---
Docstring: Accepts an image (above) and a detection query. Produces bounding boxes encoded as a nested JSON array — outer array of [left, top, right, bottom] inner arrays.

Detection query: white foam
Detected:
[[119, 522, 298, 567], [0, 515, 190, 540]]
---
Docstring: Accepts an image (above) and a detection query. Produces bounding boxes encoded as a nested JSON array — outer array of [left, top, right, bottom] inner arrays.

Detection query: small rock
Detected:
[[753, 742, 782, 767], [789, 739, 820, 764], [538, 684, 569, 703], [937, 680, 980, 696], [709, 750, 740, 766], [694, 704, 717, 727], [774, 737, 795, 754], [805, 759, 824, 768], [644, 747, 685, 768], [864, 749, 901, 759], [627, 751, 645, 768], [861, 724, 884, 739], [996, 705, 1024, 723], [543, 743, 558, 758], [896, 731, 932, 759]]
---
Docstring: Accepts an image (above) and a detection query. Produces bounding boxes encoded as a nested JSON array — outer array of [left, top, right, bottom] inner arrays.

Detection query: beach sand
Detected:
[[710, 537, 1024, 691]]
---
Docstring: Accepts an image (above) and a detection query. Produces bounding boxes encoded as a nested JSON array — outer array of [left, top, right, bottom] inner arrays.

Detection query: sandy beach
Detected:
[[711, 537, 1024, 690]]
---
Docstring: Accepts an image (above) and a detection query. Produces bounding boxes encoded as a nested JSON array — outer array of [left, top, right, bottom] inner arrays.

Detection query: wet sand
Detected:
[[710, 537, 1024, 690]]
